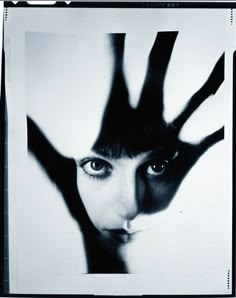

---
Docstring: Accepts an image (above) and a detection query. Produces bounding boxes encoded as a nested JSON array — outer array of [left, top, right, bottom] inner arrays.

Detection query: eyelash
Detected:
[[78, 153, 174, 180], [143, 150, 178, 177], [144, 159, 169, 177], [80, 158, 112, 180]]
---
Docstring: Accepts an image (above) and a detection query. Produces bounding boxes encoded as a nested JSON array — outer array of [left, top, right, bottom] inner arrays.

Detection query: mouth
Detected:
[[106, 228, 138, 244]]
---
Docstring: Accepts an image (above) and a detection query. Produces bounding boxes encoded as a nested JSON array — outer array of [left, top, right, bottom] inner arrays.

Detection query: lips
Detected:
[[107, 229, 136, 244]]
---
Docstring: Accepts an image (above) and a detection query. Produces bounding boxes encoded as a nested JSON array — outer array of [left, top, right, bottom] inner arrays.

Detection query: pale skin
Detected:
[[76, 149, 178, 244]]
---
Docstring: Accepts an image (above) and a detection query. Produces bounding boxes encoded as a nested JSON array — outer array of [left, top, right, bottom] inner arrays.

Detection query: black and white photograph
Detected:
[[3, 4, 234, 295]]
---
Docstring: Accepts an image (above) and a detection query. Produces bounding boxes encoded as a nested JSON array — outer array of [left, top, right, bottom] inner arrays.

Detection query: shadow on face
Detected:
[[76, 147, 181, 237]]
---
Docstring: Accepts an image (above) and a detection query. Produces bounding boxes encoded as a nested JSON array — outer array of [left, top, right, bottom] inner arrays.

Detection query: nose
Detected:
[[117, 169, 142, 220]]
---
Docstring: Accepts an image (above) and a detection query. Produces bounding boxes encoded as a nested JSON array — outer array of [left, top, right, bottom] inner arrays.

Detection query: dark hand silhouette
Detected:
[[92, 33, 224, 213], [27, 32, 224, 273]]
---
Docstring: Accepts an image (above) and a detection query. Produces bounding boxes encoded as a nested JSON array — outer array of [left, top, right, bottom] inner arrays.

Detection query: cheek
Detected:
[[76, 170, 120, 230], [143, 179, 177, 213]]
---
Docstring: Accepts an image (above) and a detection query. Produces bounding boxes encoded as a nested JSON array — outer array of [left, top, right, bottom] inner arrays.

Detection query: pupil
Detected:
[[151, 163, 164, 172], [91, 160, 103, 171]]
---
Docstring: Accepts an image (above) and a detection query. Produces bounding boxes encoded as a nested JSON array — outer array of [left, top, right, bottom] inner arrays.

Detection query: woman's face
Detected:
[[76, 148, 177, 243]]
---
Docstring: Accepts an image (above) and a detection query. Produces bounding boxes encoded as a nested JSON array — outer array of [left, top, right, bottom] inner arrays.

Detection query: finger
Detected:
[[178, 126, 224, 176], [92, 34, 131, 157], [107, 33, 129, 108], [194, 126, 224, 156], [137, 32, 178, 124], [27, 116, 94, 233], [173, 53, 224, 133], [27, 116, 72, 186]]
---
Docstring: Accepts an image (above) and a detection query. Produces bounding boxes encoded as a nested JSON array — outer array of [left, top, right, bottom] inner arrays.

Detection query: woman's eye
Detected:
[[81, 158, 112, 178], [146, 161, 168, 176]]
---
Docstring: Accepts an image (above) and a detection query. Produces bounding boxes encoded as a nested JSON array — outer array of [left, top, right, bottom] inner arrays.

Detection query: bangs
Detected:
[[92, 141, 147, 159], [92, 124, 177, 159], [93, 143, 138, 159]]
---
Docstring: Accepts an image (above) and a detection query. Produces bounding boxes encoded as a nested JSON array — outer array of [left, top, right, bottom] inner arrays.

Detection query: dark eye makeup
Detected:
[[144, 159, 168, 177], [77, 148, 178, 181], [79, 158, 113, 179], [143, 149, 179, 177]]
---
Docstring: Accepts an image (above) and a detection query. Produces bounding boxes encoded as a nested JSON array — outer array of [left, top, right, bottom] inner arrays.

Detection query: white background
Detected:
[[2, 2, 234, 295]]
